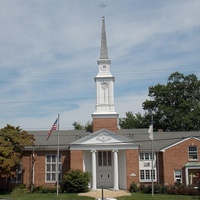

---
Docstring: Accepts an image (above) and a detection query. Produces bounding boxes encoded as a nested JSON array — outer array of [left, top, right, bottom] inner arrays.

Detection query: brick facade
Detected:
[[126, 149, 139, 188], [93, 118, 118, 133], [161, 138, 200, 185], [22, 150, 70, 188], [70, 150, 83, 170], [157, 152, 164, 184], [22, 151, 33, 187], [1, 135, 200, 191]]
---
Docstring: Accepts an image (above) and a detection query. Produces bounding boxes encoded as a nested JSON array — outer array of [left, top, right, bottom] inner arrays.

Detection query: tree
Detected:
[[119, 111, 149, 129], [72, 121, 93, 132], [84, 121, 93, 132], [72, 122, 84, 130], [0, 124, 35, 177], [143, 71, 200, 131]]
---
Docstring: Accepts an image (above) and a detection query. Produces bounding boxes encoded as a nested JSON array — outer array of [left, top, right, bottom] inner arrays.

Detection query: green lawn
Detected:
[[0, 193, 93, 200], [0, 193, 199, 200], [118, 193, 199, 200]]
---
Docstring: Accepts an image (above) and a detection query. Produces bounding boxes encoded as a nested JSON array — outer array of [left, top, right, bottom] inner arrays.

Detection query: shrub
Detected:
[[129, 182, 138, 193], [167, 185, 179, 195], [61, 169, 92, 193], [139, 184, 168, 194], [143, 184, 152, 194], [11, 184, 30, 194], [154, 184, 167, 194], [139, 184, 145, 193], [32, 186, 57, 193]]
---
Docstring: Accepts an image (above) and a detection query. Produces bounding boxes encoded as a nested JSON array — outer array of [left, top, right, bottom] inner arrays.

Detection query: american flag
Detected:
[[46, 118, 58, 140]]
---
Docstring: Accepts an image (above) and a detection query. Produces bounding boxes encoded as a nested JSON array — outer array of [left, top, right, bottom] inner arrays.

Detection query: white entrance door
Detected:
[[97, 151, 113, 188]]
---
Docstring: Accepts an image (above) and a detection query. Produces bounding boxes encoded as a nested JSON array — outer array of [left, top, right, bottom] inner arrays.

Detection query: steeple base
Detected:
[[92, 113, 118, 133]]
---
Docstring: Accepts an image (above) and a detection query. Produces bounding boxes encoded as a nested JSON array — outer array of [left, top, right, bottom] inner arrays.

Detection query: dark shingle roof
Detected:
[[25, 129, 200, 152], [118, 129, 200, 151], [25, 130, 91, 150]]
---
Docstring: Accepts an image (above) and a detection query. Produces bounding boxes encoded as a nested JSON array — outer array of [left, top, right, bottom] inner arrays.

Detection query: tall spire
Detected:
[[92, 16, 118, 133], [100, 16, 109, 59]]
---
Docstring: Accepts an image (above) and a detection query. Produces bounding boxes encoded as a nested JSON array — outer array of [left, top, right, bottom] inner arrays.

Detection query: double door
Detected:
[[97, 151, 113, 188]]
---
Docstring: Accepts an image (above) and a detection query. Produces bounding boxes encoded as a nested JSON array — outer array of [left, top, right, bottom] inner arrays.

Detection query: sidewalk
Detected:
[[78, 189, 131, 199]]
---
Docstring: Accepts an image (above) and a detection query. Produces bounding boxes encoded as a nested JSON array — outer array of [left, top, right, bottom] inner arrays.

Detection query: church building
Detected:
[[1, 17, 200, 191]]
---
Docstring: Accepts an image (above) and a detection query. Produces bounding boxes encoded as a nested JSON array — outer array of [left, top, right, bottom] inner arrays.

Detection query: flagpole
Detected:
[[151, 114, 154, 197], [151, 138, 154, 196], [56, 113, 60, 196]]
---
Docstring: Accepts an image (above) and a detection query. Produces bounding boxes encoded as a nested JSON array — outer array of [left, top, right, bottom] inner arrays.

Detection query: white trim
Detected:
[[174, 170, 182, 183], [188, 146, 198, 161], [91, 150, 97, 190], [45, 154, 61, 183], [113, 149, 119, 190], [139, 169, 156, 182]]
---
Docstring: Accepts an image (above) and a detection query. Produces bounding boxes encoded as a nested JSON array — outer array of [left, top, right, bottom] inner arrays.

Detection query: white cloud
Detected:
[[0, 0, 200, 130]]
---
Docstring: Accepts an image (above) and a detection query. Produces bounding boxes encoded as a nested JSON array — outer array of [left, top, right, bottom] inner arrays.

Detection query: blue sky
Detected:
[[1, 0, 200, 130]]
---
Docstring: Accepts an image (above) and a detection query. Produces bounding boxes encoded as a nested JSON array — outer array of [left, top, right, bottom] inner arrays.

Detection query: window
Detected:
[[144, 162, 150, 167], [46, 154, 61, 182], [140, 170, 155, 181], [140, 153, 144, 160], [98, 151, 112, 166], [140, 170, 144, 180], [174, 170, 182, 183], [10, 163, 22, 183], [140, 152, 153, 160], [188, 146, 198, 160]]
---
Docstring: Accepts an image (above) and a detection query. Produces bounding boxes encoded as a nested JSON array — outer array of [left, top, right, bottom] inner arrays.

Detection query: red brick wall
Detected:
[[93, 118, 118, 132], [162, 138, 200, 185], [22, 151, 32, 187], [22, 150, 70, 187], [126, 149, 139, 189], [34, 151, 46, 186], [157, 152, 164, 184], [70, 150, 83, 170]]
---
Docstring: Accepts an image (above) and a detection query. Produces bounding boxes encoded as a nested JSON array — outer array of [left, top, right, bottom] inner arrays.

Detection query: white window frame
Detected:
[[10, 163, 22, 183], [174, 170, 182, 183], [140, 169, 156, 182], [45, 154, 62, 183], [140, 152, 153, 160], [188, 146, 198, 160]]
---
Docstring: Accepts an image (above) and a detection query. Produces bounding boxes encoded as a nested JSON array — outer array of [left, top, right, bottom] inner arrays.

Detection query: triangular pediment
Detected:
[[70, 129, 139, 150]]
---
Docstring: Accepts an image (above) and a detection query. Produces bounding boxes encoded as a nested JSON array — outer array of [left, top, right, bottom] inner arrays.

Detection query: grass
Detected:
[[0, 192, 199, 200], [119, 193, 199, 200], [0, 193, 94, 200]]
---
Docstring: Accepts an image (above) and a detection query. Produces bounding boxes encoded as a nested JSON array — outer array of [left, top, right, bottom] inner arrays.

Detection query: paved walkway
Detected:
[[79, 189, 131, 199]]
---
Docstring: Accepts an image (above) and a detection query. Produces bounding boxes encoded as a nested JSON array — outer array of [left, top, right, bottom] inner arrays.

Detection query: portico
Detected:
[[70, 129, 139, 190]]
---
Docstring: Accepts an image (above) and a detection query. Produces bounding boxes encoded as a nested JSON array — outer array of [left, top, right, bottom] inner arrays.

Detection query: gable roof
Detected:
[[160, 136, 200, 152], [70, 128, 139, 150]]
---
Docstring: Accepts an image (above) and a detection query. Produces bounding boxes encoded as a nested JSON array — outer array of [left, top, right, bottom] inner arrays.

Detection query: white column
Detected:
[[113, 149, 119, 190], [185, 168, 189, 186], [91, 150, 97, 190]]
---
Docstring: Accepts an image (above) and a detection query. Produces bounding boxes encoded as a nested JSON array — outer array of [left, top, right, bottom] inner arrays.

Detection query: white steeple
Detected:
[[92, 17, 118, 116]]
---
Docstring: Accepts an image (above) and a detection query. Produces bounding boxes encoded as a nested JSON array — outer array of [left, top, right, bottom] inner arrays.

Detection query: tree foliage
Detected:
[[143, 71, 200, 131], [72, 122, 84, 130], [72, 121, 93, 132], [0, 124, 35, 177], [119, 111, 149, 129]]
